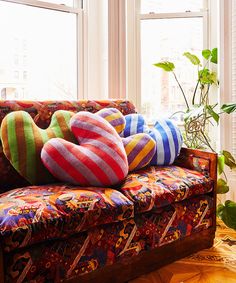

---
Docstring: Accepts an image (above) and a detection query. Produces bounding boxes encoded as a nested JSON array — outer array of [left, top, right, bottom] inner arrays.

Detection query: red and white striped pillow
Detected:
[[41, 112, 128, 187]]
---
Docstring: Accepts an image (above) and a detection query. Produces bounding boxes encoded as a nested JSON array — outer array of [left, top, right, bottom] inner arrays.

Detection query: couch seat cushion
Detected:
[[120, 165, 214, 213], [0, 184, 134, 252]]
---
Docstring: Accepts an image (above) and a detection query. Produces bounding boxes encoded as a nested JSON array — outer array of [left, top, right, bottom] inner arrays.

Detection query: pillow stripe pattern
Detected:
[[1, 110, 75, 184], [121, 114, 149, 137], [149, 119, 182, 165], [96, 108, 125, 134], [122, 133, 156, 171], [42, 139, 114, 185], [41, 112, 128, 187], [71, 113, 128, 177]]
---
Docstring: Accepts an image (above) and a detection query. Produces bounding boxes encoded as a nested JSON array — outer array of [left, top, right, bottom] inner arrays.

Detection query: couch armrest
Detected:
[[174, 147, 217, 231], [174, 147, 217, 181]]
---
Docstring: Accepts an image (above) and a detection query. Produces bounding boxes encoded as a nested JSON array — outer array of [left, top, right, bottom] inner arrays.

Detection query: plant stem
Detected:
[[169, 111, 185, 118], [172, 71, 190, 111], [192, 80, 200, 105], [222, 170, 228, 182], [200, 130, 215, 152]]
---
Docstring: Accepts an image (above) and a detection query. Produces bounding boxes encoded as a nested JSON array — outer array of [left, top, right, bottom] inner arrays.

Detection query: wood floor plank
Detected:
[[130, 222, 236, 283]]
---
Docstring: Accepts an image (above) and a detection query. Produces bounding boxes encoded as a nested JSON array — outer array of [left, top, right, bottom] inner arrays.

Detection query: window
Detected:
[[0, 0, 83, 100], [140, 0, 207, 122], [126, 0, 208, 121]]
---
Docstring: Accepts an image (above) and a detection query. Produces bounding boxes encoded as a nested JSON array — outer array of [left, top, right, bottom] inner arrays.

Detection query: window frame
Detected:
[[0, 0, 84, 99], [126, 0, 209, 112]]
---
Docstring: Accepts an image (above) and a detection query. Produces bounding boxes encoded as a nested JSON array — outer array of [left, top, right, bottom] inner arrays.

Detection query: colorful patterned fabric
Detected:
[[174, 154, 211, 178], [149, 119, 183, 165], [96, 108, 156, 172], [96, 107, 125, 134], [123, 133, 156, 171], [120, 113, 182, 165], [0, 100, 136, 190], [121, 113, 149, 137], [42, 112, 128, 186], [1, 110, 76, 184], [4, 195, 214, 283], [120, 165, 214, 213], [0, 184, 134, 253]]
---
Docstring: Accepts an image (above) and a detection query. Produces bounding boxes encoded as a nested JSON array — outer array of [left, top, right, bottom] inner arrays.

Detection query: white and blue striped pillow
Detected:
[[149, 119, 183, 165], [121, 114, 149, 137]]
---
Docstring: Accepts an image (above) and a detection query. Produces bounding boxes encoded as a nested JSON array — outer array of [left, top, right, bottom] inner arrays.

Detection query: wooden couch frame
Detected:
[[0, 148, 217, 283]]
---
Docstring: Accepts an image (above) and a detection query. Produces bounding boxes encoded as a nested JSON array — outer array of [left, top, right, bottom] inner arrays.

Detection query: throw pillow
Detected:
[[122, 133, 156, 171], [96, 108, 156, 171], [41, 112, 128, 187], [96, 108, 125, 134], [149, 119, 183, 165], [1, 110, 76, 184], [120, 113, 149, 137], [120, 113, 183, 165]]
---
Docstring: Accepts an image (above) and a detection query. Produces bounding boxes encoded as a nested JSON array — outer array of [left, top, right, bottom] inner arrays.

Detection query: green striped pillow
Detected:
[[1, 110, 76, 184]]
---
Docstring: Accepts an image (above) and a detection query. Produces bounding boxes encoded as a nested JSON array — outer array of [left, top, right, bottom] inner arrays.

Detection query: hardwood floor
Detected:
[[130, 222, 236, 283]]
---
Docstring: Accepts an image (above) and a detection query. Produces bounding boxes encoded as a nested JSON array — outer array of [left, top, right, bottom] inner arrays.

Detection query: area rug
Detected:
[[130, 221, 236, 283]]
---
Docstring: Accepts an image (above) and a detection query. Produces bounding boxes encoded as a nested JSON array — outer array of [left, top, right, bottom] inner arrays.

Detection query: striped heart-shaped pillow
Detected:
[[1, 110, 76, 184], [120, 114, 183, 166], [96, 108, 156, 171], [41, 112, 128, 187]]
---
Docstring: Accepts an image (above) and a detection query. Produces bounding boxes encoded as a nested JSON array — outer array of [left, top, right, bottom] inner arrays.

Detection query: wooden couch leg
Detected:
[[0, 246, 4, 283]]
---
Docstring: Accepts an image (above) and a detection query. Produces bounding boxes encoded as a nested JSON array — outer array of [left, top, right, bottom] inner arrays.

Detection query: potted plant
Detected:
[[154, 48, 236, 230]]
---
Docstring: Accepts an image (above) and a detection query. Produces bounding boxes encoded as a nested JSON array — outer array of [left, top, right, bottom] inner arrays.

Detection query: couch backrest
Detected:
[[0, 99, 136, 192]]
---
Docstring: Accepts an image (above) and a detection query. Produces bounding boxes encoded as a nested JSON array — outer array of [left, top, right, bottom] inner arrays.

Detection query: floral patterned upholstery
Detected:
[[4, 195, 214, 283], [120, 165, 213, 213]]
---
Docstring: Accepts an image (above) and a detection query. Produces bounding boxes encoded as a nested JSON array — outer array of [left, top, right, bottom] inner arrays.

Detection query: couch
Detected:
[[0, 100, 217, 283]]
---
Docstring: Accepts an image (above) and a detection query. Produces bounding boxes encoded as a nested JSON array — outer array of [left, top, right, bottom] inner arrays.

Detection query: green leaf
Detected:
[[222, 150, 236, 170], [202, 49, 211, 60], [199, 69, 218, 85], [221, 103, 236, 114], [206, 105, 220, 124], [211, 48, 218, 64], [153, 62, 175, 72], [217, 178, 229, 194], [183, 52, 201, 66], [217, 155, 225, 175], [217, 200, 236, 230]]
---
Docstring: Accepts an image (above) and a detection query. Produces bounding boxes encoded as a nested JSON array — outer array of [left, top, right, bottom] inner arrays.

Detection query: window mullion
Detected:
[[140, 11, 206, 20], [2, 0, 81, 13]]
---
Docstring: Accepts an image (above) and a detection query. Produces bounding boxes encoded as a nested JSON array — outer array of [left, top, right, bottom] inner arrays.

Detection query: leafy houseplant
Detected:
[[154, 48, 236, 230]]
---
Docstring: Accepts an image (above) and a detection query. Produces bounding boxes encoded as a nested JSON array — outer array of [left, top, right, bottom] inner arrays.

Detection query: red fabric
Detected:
[[41, 112, 128, 187]]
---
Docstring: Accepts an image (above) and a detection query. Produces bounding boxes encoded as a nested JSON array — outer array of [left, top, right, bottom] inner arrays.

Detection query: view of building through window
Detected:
[[140, 0, 204, 122], [0, 1, 77, 100]]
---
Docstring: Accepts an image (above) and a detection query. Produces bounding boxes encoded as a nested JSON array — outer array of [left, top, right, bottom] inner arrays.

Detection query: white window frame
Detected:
[[0, 0, 85, 99], [126, 0, 210, 112], [219, 0, 236, 201]]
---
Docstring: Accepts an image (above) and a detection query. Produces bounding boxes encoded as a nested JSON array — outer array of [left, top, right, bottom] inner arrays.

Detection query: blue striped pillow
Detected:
[[149, 119, 183, 165], [121, 114, 149, 137]]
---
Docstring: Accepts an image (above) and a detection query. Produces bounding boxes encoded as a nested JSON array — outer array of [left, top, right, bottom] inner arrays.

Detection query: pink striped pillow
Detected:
[[41, 112, 128, 187]]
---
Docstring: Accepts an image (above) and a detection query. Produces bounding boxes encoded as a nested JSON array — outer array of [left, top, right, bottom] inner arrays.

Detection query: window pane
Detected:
[[141, 0, 203, 14], [0, 1, 77, 100], [141, 18, 203, 122]]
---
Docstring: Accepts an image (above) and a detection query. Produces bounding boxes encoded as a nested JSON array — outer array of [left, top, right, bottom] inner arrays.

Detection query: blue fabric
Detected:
[[121, 114, 149, 137], [149, 119, 182, 165], [121, 114, 183, 165]]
